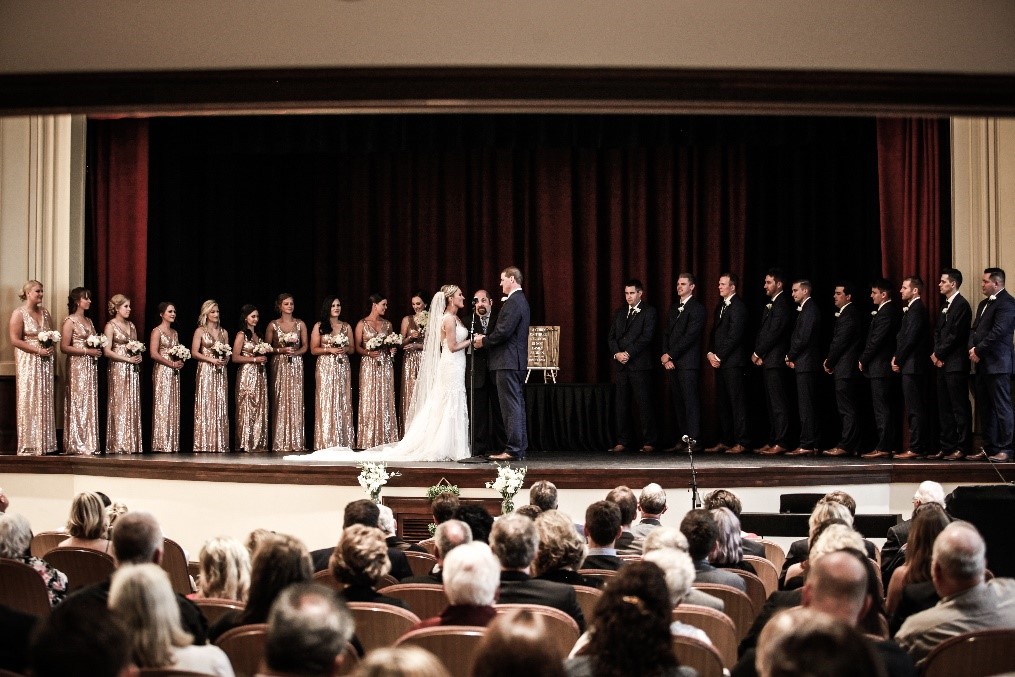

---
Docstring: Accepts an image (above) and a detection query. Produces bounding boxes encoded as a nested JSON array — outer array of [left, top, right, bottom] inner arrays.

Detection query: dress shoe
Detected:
[[786, 447, 816, 457], [989, 452, 1012, 462], [822, 447, 849, 457], [893, 450, 923, 460], [704, 444, 728, 453], [757, 445, 788, 456], [662, 443, 687, 453], [861, 450, 891, 459], [924, 451, 945, 460], [757, 444, 774, 452], [942, 450, 965, 461], [608, 444, 627, 454], [964, 451, 988, 461], [488, 452, 518, 461], [639, 445, 656, 454], [725, 444, 749, 455]]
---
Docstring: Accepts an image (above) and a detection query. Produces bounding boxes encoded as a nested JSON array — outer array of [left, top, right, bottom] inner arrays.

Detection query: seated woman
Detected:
[[58, 492, 112, 554], [708, 507, 756, 574], [356, 646, 451, 677], [473, 608, 567, 677], [887, 503, 950, 634], [190, 536, 251, 602], [782, 499, 854, 588], [330, 524, 410, 610], [208, 532, 313, 642], [0, 512, 67, 607], [533, 509, 602, 588], [109, 563, 233, 676]]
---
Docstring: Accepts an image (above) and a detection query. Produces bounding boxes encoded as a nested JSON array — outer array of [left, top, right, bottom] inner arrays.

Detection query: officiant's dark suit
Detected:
[[823, 287, 866, 456], [754, 273, 795, 453], [933, 272, 972, 459], [663, 285, 705, 446], [467, 292, 505, 454], [708, 275, 750, 451], [893, 284, 931, 458], [608, 281, 658, 452], [860, 282, 902, 457], [967, 270, 1015, 461]]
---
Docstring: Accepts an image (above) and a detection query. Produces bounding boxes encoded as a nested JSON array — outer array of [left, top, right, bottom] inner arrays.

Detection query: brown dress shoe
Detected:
[[757, 444, 774, 452], [663, 442, 687, 453], [822, 448, 849, 457], [786, 447, 816, 456], [861, 450, 891, 459], [725, 444, 749, 455], [965, 451, 988, 461], [942, 450, 965, 461], [639, 445, 656, 454], [757, 445, 787, 456], [488, 452, 518, 461], [989, 451, 1012, 462], [704, 444, 728, 453], [608, 444, 626, 454], [893, 450, 923, 460], [924, 451, 945, 460]]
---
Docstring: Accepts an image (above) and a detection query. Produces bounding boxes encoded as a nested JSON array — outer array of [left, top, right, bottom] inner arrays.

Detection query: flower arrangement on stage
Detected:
[[486, 463, 527, 515], [278, 331, 299, 362], [358, 462, 401, 503], [86, 334, 109, 362], [37, 330, 60, 359], [211, 342, 232, 373], [125, 340, 145, 372], [425, 478, 460, 535], [168, 345, 191, 376], [414, 310, 429, 336]]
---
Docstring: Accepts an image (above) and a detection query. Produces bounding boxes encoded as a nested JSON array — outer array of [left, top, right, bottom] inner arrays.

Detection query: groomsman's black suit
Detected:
[[825, 302, 867, 453], [969, 288, 1015, 458], [933, 293, 972, 455], [710, 295, 750, 448], [787, 297, 821, 450], [664, 296, 706, 444], [894, 297, 931, 454], [754, 292, 795, 449], [860, 300, 902, 453], [467, 309, 505, 454], [608, 302, 658, 448], [485, 289, 531, 459]]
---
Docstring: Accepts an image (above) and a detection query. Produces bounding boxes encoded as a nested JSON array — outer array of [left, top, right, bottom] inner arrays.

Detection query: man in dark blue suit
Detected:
[[823, 282, 867, 457], [966, 267, 1015, 462], [933, 269, 973, 461], [892, 276, 932, 460], [475, 266, 530, 462], [786, 279, 821, 456], [754, 268, 796, 456], [861, 279, 902, 459], [661, 273, 705, 453], [466, 289, 504, 455], [607, 278, 658, 453], [706, 273, 751, 454]]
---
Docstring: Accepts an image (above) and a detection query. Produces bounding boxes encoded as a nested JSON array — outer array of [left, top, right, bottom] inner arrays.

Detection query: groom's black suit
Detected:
[[467, 309, 505, 454], [485, 289, 531, 458]]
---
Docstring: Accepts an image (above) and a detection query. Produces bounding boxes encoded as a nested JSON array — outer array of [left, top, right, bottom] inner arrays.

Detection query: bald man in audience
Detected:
[[262, 583, 355, 677], [403, 519, 473, 584], [631, 483, 667, 541], [895, 521, 1015, 666]]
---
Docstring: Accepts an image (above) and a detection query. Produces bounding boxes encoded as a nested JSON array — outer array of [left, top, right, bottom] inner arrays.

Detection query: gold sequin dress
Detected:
[[270, 320, 305, 452], [356, 319, 400, 448], [235, 333, 269, 452], [106, 321, 142, 454], [314, 322, 355, 449], [193, 328, 230, 452], [62, 315, 99, 455], [400, 315, 424, 428], [15, 307, 56, 455], [151, 328, 181, 452]]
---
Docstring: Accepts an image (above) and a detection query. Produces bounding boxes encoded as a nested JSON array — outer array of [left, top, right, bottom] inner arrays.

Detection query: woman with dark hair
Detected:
[[192, 300, 230, 452], [887, 503, 951, 631], [355, 292, 400, 448], [266, 293, 308, 452], [9, 280, 57, 455], [61, 286, 102, 455], [150, 301, 185, 452], [104, 293, 143, 454], [565, 561, 695, 677], [233, 304, 270, 451], [400, 290, 428, 427], [311, 297, 355, 449]]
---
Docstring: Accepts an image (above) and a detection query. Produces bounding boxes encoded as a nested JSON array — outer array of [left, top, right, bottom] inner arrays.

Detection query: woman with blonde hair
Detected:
[[192, 299, 230, 451], [356, 646, 451, 677], [9, 279, 57, 455], [61, 286, 102, 455], [533, 509, 601, 588], [192, 536, 251, 602], [708, 506, 756, 574], [330, 524, 409, 609], [109, 563, 234, 675], [103, 293, 143, 453], [58, 492, 111, 553], [266, 292, 308, 452]]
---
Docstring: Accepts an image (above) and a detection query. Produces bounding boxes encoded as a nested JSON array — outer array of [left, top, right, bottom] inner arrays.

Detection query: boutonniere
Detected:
[[796, 306, 803, 313], [989, 294, 997, 302], [678, 304, 686, 313], [765, 303, 773, 310], [871, 310, 878, 316], [834, 311, 841, 318], [631, 306, 641, 315], [903, 306, 910, 313], [501, 296, 508, 302], [941, 306, 949, 314]]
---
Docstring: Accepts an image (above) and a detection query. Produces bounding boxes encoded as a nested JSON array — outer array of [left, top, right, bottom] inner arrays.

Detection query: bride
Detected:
[[287, 284, 472, 462]]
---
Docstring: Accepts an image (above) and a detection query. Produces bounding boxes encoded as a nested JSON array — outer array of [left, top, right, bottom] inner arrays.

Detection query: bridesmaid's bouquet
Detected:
[[278, 331, 299, 363], [86, 334, 108, 362], [365, 336, 385, 354], [324, 333, 350, 352], [414, 310, 429, 337], [168, 345, 191, 376], [357, 462, 401, 503], [383, 333, 403, 353], [211, 342, 232, 373], [251, 340, 273, 356], [125, 340, 145, 373], [37, 330, 60, 359], [486, 463, 527, 515]]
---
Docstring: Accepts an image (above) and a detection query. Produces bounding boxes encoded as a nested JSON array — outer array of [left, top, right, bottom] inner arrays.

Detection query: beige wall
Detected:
[[1, 1, 1013, 75]]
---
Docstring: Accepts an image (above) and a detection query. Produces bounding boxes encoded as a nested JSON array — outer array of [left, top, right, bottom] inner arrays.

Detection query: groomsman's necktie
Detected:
[[627, 307, 634, 319]]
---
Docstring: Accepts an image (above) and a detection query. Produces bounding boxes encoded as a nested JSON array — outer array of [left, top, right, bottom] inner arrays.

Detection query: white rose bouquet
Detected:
[[278, 331, 299, 363], [357, 462, 402, 503], [37, 330, 60, 359], [125, 340, 145, 373], [486, 463, 527, 515], [414, 310, 429, 338], [211, 341, 232, 373], [252, 340, 273, 356], [365, 335, 385, 354], [325, 333, 350, 350], [86, 334, 108, 362], [168, 345, 191, 376]]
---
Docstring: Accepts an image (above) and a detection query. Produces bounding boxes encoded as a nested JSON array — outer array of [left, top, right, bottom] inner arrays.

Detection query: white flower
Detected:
[[678, 305, 685, 313], [903, 306, 910, 313], [325, 333, 349, 348], [796, 306, 803, 312], [279, 331, 299, 348], [357, 462, 401, 501], [37, 330, 61, 346], [630, 306, 641, 315], [765, 303, 773, 310], [414, 310, 429, 333], [383, 333, 403, 347], [211, 342, 232, 359], [871, 310, 878, 316], [252, 340, 273, 355], [125, 340, 145, 356], [485, 463, 527, 500], [941, 306, 949, 315], [168, 345, 191, 361], [86, 335, 109, 349], [365, 336, 385, 352], [834, 311, 841, 318]]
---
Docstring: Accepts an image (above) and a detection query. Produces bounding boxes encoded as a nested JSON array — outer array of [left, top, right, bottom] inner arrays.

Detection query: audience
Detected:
[[679, 508, 747, 592], [642, 526, 725, 611], [109, 563, 233, 676], [191, 535, 251, 602], [454, 503, 495, 544], [0, 486, 8, 514], [0, 604, 36, 674], [312, 500, 412, 580], [703, 489, 765, 556], [533, 509, 601, 589], [246, 527, 276, 556], [643, 548, 713, 644], [29, 595, 134, 677], [881, 481, 946, 586], [514, 504, 543, 521], [58, 491, 112, 553], [403, 519, 473, 584], [885, 504, 950, 618], [709, 507, 757, 574], [412, 541, 500, 629], [356, 646, 451, 677], [379, 504, 427, 553], [581, 501, 624, 570], [262, 583, 355, 677], [632, 483, 668, 541], [529, 480, 559, 512], [604, 486, 640, 555], [755, 607, 886, 677], [330, 524, 410, 610], [0, 512, 67, 606], [781, 493, 878, 585], [417, 491, 461, 555], [473, 608, 568, 677]]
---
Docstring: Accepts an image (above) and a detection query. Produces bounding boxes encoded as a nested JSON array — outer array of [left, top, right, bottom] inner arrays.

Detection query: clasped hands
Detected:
[[473, 335, 485, 349], [614, 351, 630, 365]]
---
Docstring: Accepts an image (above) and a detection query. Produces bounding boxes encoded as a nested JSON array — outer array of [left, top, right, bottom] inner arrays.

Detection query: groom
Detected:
[[474, 266, 530, 461]]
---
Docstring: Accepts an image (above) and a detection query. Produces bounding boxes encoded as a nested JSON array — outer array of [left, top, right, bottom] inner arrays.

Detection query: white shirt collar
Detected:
[[907, 296, 921, 308], [946, 291, 961, 304], [878, 299, 891, 310]]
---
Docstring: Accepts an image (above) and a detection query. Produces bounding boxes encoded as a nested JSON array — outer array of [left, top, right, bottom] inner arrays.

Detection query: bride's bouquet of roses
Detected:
[[211, 342, 232, 373], [37, 330, 61, 359], [278, 331, 299, 363], [167, 345, 191, 377], [86, 334, 108, 362], [125, 340, 145, 373]]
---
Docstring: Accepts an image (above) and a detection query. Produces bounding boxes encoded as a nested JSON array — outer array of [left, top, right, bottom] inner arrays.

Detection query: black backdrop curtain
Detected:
[[87, 114, 944, 450]]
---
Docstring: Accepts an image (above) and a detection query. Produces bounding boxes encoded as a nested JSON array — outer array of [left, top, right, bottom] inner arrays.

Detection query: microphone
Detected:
[[682, 435, 697, 448], [472, 297, 479, 306]]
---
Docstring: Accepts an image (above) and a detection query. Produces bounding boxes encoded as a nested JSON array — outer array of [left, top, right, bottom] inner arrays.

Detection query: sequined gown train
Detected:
[[151, 328, 181, 452], [356, 320, 400, 448], [193, 328, 230, 452], [106, 321, 142, 454], [15, 307, 56, 455], [271, 321, 305, 452], [235, 334, 269, 452], [63, 316, 99, 454], [314, 324, 355, 449]]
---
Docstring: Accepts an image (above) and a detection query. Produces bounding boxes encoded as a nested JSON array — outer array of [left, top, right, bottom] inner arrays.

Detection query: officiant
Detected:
[[467, 289, 505, 454]]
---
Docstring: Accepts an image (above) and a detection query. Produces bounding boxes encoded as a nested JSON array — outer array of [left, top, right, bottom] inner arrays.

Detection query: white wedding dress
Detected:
[[286, 321, 470, 463]]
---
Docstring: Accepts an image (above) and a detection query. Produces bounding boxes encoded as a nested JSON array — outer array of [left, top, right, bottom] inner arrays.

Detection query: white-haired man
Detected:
[[643, 527, 724, 612], [411, 541, 500, 629], [632, 483, 667, 541], [403, 519, 473, 584]]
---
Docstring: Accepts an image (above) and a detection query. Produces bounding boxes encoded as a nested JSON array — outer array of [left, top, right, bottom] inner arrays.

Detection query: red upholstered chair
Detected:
[[0, 558, 51, 617], [214, 622, 267, 677], [42, 547, 115, 592], [346, 602, 421, 653], [395, 626, 486, 677]]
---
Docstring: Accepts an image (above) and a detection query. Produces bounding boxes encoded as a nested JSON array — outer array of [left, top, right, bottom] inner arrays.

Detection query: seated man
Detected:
[[881, 480, 946, 586], [412, 541, 500, 629], [262, 583, 355, 677], [895, 521, 1015, 666], [377, 504, 427, 553], [582, 501, 625, 570], [311, 499, 411, 580], [403, 519, 472, 584], [755, 608, 884, 677], [631, 483, 668, 541], [679, 509, 747, 592], [605, 486, 641, 555], [29, 595, 134, 677], [642, 526, 725, 612]]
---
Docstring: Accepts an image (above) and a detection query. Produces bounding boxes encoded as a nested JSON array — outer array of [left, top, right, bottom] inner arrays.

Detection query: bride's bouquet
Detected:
[[168, 345, 191, 376], [414, 310, 429, 338], [86, 334, 108, 362], [357, 462, 401, 503], [486, 463, 527, 515], [211, 342, 232, 373], [125, 340, 145, 373], [278, 331, 299, 363], [37, 330, 60, 359]]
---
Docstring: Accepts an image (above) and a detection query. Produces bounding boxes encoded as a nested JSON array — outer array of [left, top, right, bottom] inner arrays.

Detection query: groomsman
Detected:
[[785, 279, 821, 456], [861, 279, 902, 459], [661, 273, 706, 452], [754, 268, 795, 456], [466, 289, 504, 455], [966, 268, 1015, 462], [822, 282, 867, 457], [706, 273, 751, 454], [933, 269, 972, 460], [892, 276, 931, 460], [607, 279, 658, 454]]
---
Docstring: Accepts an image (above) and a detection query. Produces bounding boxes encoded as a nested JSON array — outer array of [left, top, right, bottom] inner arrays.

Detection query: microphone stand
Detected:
[[458, 302, 488, 463], [683, 435, 702, 509]]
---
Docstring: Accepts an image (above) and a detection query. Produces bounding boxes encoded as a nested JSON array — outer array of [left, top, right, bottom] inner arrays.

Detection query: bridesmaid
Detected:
[[355, 292, 399, 448], [8, 280, 57, 455], [149, 302, 185, 452], [265, 293, 307, 452], [233, 304, 269, 452], [191, 300, 230, 452], [60, 287, 102, 455], [399, 290, 427, 427], [311, 297, 355, 449], [103, 294, 143, 454]]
